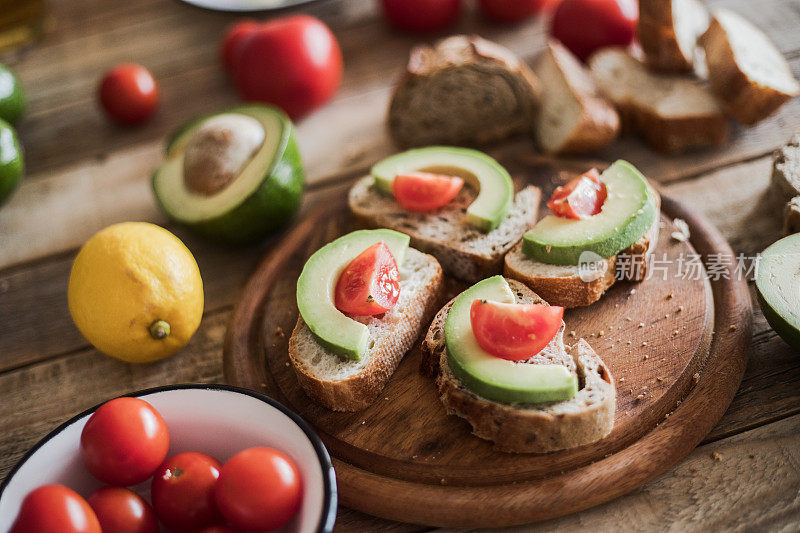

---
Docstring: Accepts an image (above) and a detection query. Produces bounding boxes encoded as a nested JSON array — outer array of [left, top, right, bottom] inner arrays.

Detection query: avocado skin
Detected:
[[0, 119, 24, 206], [756, 287, 800, 352], [0, 64, 25, 124]]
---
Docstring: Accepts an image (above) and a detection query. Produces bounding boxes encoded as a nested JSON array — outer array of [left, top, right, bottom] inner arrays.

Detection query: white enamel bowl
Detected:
[[0, 385, 337, 532]]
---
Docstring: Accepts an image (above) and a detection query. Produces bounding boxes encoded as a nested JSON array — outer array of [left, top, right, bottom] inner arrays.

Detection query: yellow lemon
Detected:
[[68, 222, 204, 363]]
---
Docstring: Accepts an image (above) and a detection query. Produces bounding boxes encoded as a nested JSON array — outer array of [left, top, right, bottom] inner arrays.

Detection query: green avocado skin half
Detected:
[[755, 234, 800, 352], [0, 64, 25, 124], [152, 105, 305, 245], [0, 118, 24, 206]]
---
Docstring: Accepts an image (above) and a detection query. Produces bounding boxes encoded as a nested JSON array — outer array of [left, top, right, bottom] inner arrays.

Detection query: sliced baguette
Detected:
[[289, 248, 443, 412], [589, 48, 729, 153], [638, 0, 709, 72], [772, 131, 800, 203], [348, 176, 540, 282], [388, 35, 540, 148], [700, 9, 800, 126], [533, 40, 619, 154], [420, 279, 615, 453]]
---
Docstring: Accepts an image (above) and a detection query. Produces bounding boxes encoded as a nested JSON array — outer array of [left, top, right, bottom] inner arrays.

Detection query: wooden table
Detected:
[[1, 0, 799, 530]]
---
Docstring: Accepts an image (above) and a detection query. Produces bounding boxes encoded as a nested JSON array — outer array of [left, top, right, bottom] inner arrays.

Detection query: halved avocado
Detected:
[[0, 118, 23, 206], [371, 146, 514, 232], [522, 160, 656, 265], [444, 276, 578, 404], [756, 234, 800, 351], [297, 229, 410, 360], [152, 105, 304, 244]]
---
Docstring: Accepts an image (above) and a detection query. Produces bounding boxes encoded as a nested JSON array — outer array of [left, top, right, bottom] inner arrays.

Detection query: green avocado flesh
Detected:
[[0, 118, 24, 207], [522, 160, 656, 265], [444, 276, 578, 404], [152, 105, 304, 244], [0, 64, 25, 124], [756, 234, 800, 351], [371, 146, 514, 232], [297, 229, 410, 361]]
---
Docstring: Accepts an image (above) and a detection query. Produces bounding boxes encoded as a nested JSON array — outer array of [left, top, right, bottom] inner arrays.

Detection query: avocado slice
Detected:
[[371, 146, 514, 232], [756, 234, 800, 351], [0, 118, 23, 206], [152, 105, 304, 245], [522, 160, 656, 265], [444, 276, 578, 404], [0, 64, 25, 124], [297, 229, 410, 360]]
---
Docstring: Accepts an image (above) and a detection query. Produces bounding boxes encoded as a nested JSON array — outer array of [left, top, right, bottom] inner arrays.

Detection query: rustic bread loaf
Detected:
[[533, 40, 619, 154], [388, 35, 540, 148], [420, 279, 615, 453], [289, 248, 443, 412], [638, 0, 709, 72]]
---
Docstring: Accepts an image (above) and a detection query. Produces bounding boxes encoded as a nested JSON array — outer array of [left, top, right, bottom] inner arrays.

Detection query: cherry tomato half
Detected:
[[551, 0, 637, 61], [470, 300, 564, 360], [479, 0, 552, 24], [335, 242, 401, 316], [547, 169, 607, 219], [151, 452, 223, 532], [87, 487, 158, 533], [234, 15, 343, 119], [80, 397, 169, 486], [98, 63, 159, 126], [392, 172, 464, 212], [380, 0, 462, 33], [10, 485, 101, 533], [221, 19, 260, 74], [215, 447, 303, 532]]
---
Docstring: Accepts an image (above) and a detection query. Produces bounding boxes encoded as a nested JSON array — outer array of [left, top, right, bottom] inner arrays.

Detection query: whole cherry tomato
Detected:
[[215, 447, 303, 532], [479, 0, 553, 24], [334, 242, 401, 316], [380, 0, 461, 33], [98, 63, 159, 126], [87, 487, 159, 533], [234, 15, 342, 119], [221, 19, 260, 74], [151, 452, 223, 531], [10, 485, 101, 533], [551, 0, 637, 61], [80, 397, 170, 486]]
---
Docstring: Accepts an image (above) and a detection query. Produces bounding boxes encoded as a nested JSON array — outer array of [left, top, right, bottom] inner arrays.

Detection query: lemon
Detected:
[[68, 222, 204, 363]]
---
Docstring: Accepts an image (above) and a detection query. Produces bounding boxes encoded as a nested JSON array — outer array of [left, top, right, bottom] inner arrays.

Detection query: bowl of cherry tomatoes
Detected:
[[0, 384, 337, 533]]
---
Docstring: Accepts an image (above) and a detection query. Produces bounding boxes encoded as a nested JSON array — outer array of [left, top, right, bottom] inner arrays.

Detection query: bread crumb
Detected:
[[664, 313, 670, 318], [638, 322, 645, 328], [440, 478, 447, 485], [673, 329, 680, 335], [643, 354, 649, 360], [666, 290, 674, 300], [729, 324, 737, 331], [693, 372, 700, 383], [630, 288, 637, 295], [275, 326, 285, 338], [569, 330, 576, 337], [599, 330, 605, 337], [677, 305, 684, 313], [665, 412, 671, 418], [636, 394, 645, 400], [625, 316, 633, 321], [711, 451, 723, 461], [656, 377, 663, 382], [285, 362, 290, 367], [385, 397, 389, 400], [642, 341, 648, 347], [626, 340, 632, 345], [362, 421, 366, 425], [619, 377, 626, 382], [748, 454, 755, 459], [672, 218, 690, 241]]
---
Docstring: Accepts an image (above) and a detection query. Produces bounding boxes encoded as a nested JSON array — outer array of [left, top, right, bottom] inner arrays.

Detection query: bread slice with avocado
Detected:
[[638, 0, 709, 72], [349, 147, 540, 282], [420, 277, 615, 453], [289, 229, 443, 412]]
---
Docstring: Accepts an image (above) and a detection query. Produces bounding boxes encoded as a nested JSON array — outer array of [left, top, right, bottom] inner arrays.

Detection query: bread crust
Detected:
[[638, 0, 707, 72]]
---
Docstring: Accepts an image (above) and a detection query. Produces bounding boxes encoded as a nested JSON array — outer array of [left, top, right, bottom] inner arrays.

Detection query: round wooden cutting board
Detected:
[[223, 164, 752, 528]]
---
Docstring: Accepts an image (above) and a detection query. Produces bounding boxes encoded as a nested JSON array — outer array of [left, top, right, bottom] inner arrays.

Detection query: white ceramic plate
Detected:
[[180, 0, 324, 12], [0, 384, 337, 532]]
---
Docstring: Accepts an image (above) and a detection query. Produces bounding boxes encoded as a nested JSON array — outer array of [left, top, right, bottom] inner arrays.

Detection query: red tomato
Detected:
[[380, 0, 461, 33], [87, 487, 158, 533], [551, 0, 637, 61], [151, 452, 223, 532], [10, 485, 101, 533], [80, 397, 169, 486], [479, 0, 551, 23], [335, 242, 401, 316], [547, 169, 607, 219], [221, 19, 260, 74], [98, 63, 159, 126], [392, 172, 464, 212], [470, 300, 564, 360], [215, 447, 303, 532], [234, 15, 343, 119]]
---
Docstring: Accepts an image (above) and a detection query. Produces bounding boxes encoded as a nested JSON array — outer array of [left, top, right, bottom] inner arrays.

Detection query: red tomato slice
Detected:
[[335, 242, 401, 316], [392, 172, 464, 212], [547, 168, 607, 219], [470, 300, 564, 361]]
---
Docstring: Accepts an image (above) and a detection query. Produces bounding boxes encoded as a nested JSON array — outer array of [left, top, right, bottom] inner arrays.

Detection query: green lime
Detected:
[[0, 118, 24, 206], [0, 64, 25, 124]]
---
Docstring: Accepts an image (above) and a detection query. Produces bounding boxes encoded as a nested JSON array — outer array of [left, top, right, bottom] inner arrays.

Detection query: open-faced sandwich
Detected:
[[349, 146, 540, 282], [421, 275, 615, 453], [505, 160, 660, 308], [289, 229, 443, 411]]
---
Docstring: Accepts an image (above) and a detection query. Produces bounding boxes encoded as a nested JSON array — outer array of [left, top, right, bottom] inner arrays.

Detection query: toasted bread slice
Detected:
[[388, 35, 540, 148], [533, 40, 619, 154], [420, 279, 615, 453], [639, 0, 709, 72], [348, 176, 540, 282], [289, 248, 443, 412], [589, 48, 729, 153], [700, 9, 800, 126], [772, 131, 800, 203]]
